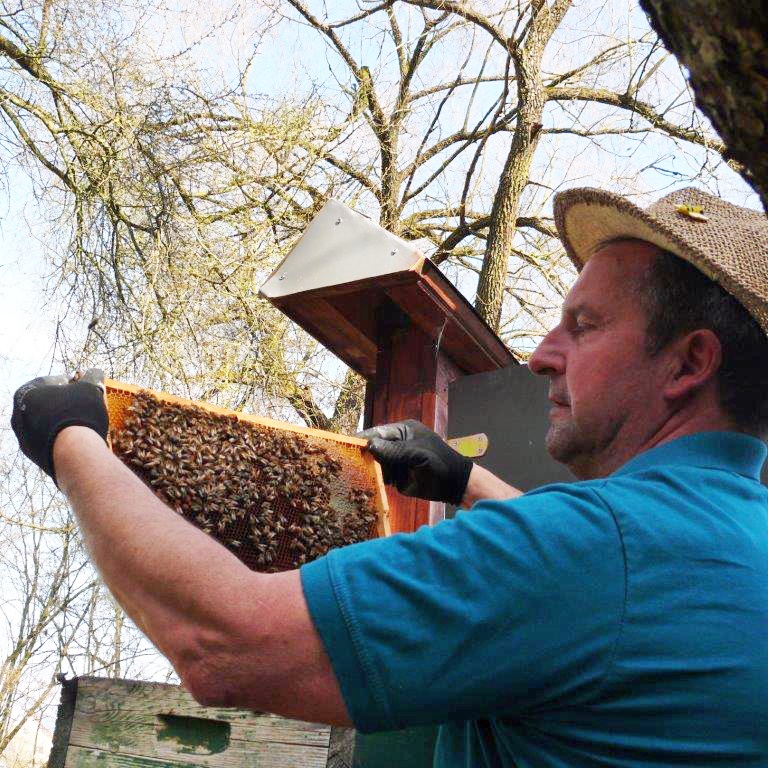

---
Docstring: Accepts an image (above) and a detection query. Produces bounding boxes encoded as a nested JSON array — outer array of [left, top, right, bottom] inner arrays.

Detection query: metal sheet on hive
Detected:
[[260, 199, 424, 300]]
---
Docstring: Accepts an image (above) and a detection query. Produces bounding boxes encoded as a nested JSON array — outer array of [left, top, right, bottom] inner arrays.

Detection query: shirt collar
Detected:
[[612, 431, 768, 481]]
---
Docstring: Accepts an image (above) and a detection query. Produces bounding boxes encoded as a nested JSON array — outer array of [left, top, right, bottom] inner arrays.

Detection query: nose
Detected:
[[528, 325, 565, 377]]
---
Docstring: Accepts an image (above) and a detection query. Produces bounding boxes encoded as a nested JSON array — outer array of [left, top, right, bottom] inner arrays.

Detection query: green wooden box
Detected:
[[48, 677, 353, 768]]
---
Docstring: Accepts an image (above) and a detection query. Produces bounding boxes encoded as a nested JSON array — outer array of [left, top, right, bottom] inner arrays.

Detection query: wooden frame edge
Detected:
[[105, 379, 367, 446]]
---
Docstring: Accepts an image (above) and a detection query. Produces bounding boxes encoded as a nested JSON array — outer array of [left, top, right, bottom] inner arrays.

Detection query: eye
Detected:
[[571, 320, 594, 336]]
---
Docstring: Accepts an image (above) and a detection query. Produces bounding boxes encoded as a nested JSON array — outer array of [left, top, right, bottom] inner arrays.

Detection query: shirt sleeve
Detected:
[[300, 482, 626, 733]]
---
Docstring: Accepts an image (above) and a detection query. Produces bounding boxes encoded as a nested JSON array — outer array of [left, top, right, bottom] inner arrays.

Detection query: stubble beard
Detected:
[[546, 419, 591, 466], [545, 411, 620, 479]]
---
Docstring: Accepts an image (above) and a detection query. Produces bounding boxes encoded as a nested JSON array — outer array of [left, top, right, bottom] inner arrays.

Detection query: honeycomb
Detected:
[[105, 379, 389, 572]]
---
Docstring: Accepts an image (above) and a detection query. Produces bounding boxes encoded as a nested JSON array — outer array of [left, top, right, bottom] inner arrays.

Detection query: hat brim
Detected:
[[553, 187, 707, 276]]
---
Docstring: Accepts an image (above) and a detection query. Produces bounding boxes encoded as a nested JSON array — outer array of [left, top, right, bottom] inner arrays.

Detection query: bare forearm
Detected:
[[53, 426, 256, 665], [52, 426, 349, 723], [459, 463, 522, 509]]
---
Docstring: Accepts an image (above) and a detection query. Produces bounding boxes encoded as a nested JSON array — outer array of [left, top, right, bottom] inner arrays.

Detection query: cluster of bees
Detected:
[[110, 391, 379, 571]]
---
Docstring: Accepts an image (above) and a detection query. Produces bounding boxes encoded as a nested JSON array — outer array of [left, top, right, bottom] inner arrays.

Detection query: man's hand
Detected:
[[11, 368, 109, 484], [358, 420, 473, 504]]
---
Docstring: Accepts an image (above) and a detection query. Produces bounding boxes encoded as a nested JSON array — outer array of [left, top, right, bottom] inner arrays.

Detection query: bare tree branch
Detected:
[[546, 84, 741, 171]]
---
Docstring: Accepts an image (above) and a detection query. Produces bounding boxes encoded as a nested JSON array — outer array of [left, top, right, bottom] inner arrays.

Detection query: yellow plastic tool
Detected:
[[447, 433, 488, 458]]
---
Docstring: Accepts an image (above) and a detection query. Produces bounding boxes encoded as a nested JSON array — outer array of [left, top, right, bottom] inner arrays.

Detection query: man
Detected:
[[11, 188, 768, 766]]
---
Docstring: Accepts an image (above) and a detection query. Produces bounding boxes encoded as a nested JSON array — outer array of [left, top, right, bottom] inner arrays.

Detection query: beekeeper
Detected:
[[11, 187, 768, 767]]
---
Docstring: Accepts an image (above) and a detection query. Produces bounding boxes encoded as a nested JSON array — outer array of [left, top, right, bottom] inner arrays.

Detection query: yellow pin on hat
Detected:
[[675, 204, 709, 222]]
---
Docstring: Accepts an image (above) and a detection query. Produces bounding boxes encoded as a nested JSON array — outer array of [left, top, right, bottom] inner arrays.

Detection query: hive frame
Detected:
[[104, 378, 391, 540]]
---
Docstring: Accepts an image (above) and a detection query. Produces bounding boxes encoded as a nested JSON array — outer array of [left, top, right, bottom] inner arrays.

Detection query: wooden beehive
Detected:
[[260, 199, 514, 534], [48, 676, 353, 768], [104, 379, 390, 572]]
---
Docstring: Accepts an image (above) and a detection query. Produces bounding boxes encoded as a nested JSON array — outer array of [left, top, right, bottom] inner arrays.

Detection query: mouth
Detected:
[[548, 395, 570, 407]]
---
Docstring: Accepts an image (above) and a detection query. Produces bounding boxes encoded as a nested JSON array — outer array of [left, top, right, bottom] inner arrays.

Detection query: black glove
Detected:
[[358, 420, 473, 504], [11, 368, 109, 484]]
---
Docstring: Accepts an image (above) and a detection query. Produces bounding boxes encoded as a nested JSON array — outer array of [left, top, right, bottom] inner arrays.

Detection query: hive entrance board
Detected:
[[48, 676, 347, 768], [105, 380, 389, 573]]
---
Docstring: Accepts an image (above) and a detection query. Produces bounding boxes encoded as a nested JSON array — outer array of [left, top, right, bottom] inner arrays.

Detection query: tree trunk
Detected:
[[640, 0, 768, 211], [380, 130, 400, 232], [476, 55, 544, 331]]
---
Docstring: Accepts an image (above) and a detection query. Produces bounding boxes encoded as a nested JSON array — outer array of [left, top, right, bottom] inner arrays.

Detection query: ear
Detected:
[[662, 329, 722, 402]]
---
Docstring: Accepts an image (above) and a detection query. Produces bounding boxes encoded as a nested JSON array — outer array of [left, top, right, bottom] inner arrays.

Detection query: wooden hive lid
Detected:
[[259, 200, 515, 379]]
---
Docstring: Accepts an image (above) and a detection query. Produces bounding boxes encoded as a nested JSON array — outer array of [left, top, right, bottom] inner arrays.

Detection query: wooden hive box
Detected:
[[259, 198, 513, 534], [48, 677, 353, 768]]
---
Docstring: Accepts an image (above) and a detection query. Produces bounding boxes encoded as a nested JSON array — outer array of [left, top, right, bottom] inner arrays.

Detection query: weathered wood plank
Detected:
[[50, 677, 80, 768], [68, 678, 330, 764], [64, 742, 328, 768], [325, 728, 354, 768], [74, 679, 328, 733]]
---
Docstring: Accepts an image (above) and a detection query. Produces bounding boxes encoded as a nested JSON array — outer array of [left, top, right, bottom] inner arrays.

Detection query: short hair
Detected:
[[630, 246, 768, 437]]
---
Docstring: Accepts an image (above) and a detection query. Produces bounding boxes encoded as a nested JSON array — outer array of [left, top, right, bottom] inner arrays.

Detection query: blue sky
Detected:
[[0, 169, 61, 406]]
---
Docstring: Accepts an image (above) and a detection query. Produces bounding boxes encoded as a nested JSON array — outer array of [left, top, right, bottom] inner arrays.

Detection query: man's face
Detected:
[[528, 241, 669, 478]]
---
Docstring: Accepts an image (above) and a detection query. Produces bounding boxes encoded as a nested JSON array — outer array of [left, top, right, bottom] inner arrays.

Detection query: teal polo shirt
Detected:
[[301, 432, 768, 767]]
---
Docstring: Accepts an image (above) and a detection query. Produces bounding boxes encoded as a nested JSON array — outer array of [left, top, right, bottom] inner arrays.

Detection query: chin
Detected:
[[545, 425, 575, 461], [545, 426, 594, 478]]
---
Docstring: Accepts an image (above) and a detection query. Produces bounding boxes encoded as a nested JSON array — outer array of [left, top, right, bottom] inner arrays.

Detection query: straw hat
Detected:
[[553, 187, 768, 337]]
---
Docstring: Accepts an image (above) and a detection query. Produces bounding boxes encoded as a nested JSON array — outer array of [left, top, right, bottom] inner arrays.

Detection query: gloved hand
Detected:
[[11, 368, 109, 484], [358, 420, 473, 504]]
